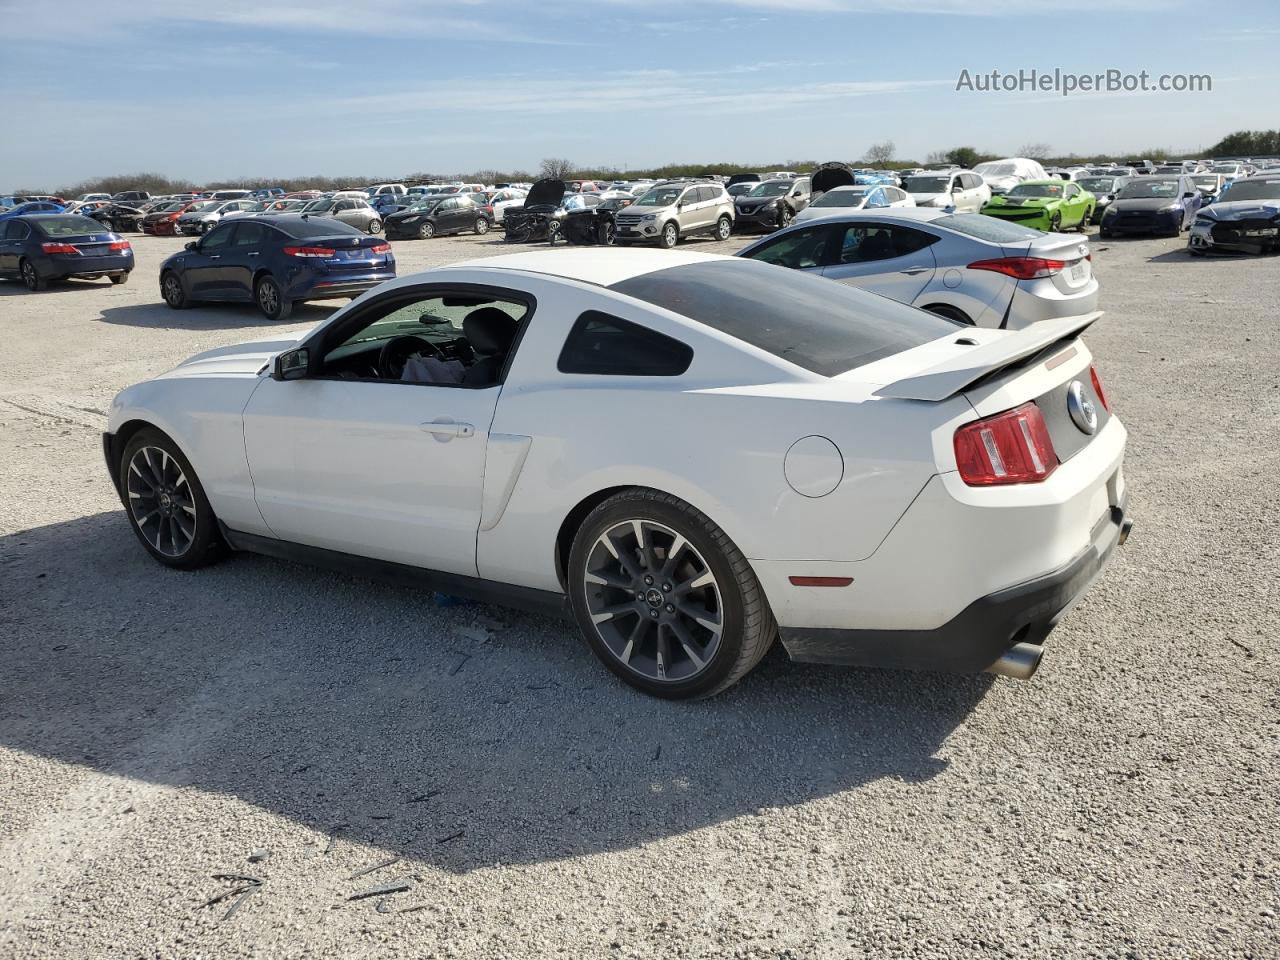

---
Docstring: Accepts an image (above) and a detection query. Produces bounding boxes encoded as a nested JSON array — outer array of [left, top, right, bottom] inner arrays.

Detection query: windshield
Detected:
[[811, 188, 870, 208], [1211, 164, 1240, 173], [306, 200, 336, 213], [904, 176, 951, 193], [611, 259, 958, 378], [1007, 183, 1064, 198], [1191, 176, 1220, 189], [406, 198, 445, 212], [187, 200, 218, 212], [747, 181, 791, 198], [1078, 178, 1118, 193], [634, 187, 683, 207], [1118, 179, 1178, 199], [1218, 178, 1280, 201]]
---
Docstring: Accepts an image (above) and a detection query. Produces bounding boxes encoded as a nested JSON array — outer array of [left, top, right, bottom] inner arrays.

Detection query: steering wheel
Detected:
[[377, 335, 442, 379]]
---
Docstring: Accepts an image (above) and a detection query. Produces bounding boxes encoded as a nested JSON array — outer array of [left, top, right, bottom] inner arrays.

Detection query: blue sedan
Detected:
[[0, 214, 133, 290], [159, 214, 396, 320], [0, 200, 64, 220]]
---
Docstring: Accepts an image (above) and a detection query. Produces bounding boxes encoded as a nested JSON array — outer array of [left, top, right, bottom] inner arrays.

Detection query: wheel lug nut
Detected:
[[636, 592, 645, 601], [662, 583, 671, 592], [650, 610, 659, 619], [644, 575, 654, 586], [665, 604, 674, 613]]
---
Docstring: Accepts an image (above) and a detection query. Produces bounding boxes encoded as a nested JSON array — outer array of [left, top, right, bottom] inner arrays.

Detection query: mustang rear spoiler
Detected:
[[874, 312, 1103, 402]]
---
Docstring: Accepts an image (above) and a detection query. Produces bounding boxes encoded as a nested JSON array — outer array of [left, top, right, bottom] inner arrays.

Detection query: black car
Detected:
[[383, 195, 491, 240], [503, 178, 566, 243], [560, 193, 635, 246], [0, 214, 133, 290], [158, 215, 395, 320], [733, 177, 812, 231], [90, 202, 147, 233]]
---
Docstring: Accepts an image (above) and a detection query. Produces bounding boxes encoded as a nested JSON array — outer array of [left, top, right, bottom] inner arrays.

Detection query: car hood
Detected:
[[524, 178, 566, 208], [1197, 198, 1280, 220], [1111, 197, 1182, 212], [988, 195, 1057, 208], [735, 194, 782, 207], [158, 332, 305, 380]]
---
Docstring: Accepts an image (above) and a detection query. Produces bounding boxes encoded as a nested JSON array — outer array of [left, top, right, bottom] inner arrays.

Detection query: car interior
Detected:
[[319, 292, 528, 388]]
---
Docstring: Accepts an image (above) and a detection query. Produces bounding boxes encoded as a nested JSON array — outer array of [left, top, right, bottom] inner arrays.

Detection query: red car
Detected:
[[140, 199, 208, 236]]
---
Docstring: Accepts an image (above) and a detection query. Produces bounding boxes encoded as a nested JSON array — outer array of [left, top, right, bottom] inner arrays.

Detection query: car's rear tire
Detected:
[[417, 222, 435, 240], [714, 215, 732, 241], [160, 270, 189, 309], [474, 217, 490, 235], [658, 222, 679, 249], [255, 274, 292, 321], [567, 489, 776, 699], [111, 272, 130, 285], [19, 259, 46, 291], [119, 428, 225, 570], [367, 219, 382, 235]]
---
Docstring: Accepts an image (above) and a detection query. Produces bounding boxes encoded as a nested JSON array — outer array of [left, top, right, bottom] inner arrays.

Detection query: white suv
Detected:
[[613, 181, 735, 248], [902, 169, 991, 213]]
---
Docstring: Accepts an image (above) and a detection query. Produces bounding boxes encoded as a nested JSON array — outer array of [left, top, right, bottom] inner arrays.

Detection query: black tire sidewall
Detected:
[[118, 428, 223, 570], [567, 494, 749, 699]]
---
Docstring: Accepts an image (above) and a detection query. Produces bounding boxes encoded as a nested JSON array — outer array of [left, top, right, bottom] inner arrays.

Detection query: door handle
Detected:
[[247, 252, 259, 257], [899, 266, 930, 275], [207, 255, 221, 260], [420, 419, 475, 441]]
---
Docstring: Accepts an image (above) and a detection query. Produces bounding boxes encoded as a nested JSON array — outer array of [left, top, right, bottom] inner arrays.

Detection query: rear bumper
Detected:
[[291, 274, 393, 301], [39, 254, 133, 278], [779, 500, 1130, 672]]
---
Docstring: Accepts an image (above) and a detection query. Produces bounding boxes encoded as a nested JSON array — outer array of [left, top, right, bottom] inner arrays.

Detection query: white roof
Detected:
[[460, 248, 726, 287]]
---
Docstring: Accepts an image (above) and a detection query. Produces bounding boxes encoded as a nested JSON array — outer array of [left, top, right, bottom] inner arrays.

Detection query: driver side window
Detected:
[[319, 290, 531, 388], [747, 224, 835, 270]]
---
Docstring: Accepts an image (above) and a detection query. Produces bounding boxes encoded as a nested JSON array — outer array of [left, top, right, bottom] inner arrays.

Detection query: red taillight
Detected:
[[1090, 364, 1110, 411], [369, 242, 391, 254], [954, 402, 1059, 486], [968, 257, 1066, 280], [108, 240, 131, 251], [41, 242, 80, 254], [283, 246, 337, 258]]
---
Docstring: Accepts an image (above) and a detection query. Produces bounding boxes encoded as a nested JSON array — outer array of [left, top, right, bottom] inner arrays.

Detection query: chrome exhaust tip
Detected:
[[985, 642, 1044, 680], [1118, 517, 1134, 546]]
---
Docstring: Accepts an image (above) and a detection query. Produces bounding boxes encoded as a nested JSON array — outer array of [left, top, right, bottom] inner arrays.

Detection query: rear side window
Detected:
[[611, 259, 957, 378], [558, 310, 693, 377]]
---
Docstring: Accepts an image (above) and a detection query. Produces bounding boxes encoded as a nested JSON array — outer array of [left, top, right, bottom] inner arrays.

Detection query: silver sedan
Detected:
[[735, 208, 1098, 329]]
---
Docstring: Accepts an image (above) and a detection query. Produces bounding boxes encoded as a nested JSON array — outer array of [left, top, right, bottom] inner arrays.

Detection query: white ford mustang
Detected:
[[105, 249, 1131, 698]]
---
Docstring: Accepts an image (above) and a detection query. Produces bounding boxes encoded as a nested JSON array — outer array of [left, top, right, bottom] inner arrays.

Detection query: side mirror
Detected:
[[271, 347, 310, 382], [184, 241, 197, 251]]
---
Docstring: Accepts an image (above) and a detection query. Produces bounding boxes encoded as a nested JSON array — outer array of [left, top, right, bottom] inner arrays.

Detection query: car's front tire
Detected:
[[1048, 212, 1062, 232], [119, 428, 225, 570], [367, 219, 383, 235], [160, 270, 189, 309], [417, 222, 435, 240], [714, 215, 732, 241], [567, 489, 776, 699], [255, 274, 293, 321], [658, 222, 679, 249]]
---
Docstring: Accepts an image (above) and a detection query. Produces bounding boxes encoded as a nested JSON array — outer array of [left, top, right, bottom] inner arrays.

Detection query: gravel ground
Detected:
[[0, 226, 1276, 959]]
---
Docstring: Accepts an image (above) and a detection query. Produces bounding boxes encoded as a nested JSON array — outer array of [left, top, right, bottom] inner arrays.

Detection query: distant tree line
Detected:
[[22, 135, 1263, 196]]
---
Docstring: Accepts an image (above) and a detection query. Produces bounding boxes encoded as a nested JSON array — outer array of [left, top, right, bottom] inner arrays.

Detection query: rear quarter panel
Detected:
[[472, 271, 966, 592]]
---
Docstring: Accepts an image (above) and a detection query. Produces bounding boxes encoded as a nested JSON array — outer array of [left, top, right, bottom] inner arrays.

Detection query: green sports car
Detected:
[[980, 179, 1094, 232]]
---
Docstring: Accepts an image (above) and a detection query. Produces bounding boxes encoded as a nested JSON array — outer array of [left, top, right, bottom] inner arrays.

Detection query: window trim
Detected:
[[556, 309, 694, 378], [301, 281, 538, 391]]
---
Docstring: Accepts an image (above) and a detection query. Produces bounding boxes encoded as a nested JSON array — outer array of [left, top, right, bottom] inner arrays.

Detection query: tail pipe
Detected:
[[985, 642, 1044, 680]]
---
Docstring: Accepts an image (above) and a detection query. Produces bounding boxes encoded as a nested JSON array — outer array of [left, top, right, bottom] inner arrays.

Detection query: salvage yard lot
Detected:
[[1, 231, 1277, 958]]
